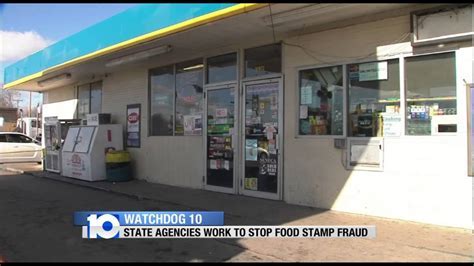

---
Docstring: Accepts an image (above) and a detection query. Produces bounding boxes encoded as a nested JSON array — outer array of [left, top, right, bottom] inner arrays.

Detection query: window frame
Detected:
[[403, 50, 458, 137], [148, 58, 206, 137], [347, 58, 401, 138], [76, 80, 103, 120], [243, 42, 283, 80], [174, 58, 204, 136], [148, 64, 176, 137], [205, 52, 238, 86], [296, 63, 347, 139], [295, 49, 459, 139]]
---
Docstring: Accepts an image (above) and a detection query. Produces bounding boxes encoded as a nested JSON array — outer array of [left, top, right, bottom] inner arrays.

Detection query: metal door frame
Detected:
[[240, 77, 283, 200], [203, 82, 238, 194]]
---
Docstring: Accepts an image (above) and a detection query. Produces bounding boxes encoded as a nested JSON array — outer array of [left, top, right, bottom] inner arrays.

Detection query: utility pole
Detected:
[[29, 91, 32, 117]]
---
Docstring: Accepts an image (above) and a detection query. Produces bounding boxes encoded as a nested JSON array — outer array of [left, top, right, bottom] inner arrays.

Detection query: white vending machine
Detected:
[[44, 116, 82, 173], [44, 116, 61, 173], [61, 124, 123, 181]]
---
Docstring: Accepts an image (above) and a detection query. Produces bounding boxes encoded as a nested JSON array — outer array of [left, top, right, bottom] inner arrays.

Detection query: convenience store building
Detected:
[[4, 3, 473, 229]]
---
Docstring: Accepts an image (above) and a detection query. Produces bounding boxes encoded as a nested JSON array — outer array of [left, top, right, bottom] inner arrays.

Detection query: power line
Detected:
[[268, 4, 277, 44]]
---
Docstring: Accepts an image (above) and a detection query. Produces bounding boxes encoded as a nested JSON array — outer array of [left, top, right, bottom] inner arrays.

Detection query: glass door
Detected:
[[204, 85, 237, 193], [241, 79, 282, 200]]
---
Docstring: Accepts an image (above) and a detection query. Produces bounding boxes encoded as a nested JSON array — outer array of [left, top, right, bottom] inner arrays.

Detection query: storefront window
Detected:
[[405, 52, 456, 136], [77, 81, 102, 120], [175, 59, 204, 136], [77, 84, 90, 120], [299, 65, 344, 135], [244, 43, 281, 78], [206, 53, 237, 84], [90, 81, 102, 115], [348, 59, 400, 137], [150, 65, 174, 136]]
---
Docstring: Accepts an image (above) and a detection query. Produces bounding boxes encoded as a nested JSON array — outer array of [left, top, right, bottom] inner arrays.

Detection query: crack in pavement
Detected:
[[405, 244, 473, 259]]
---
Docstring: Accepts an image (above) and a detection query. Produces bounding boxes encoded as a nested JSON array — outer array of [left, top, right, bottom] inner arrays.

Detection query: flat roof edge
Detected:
[[4, 3, 266, 90]]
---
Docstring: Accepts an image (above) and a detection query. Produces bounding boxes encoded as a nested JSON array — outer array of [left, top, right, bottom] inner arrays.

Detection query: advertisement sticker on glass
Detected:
[[184, 115, 202, 135], [245, 139, 258, 161], [359, 61, 388, 81], [300, 85, 313, 105], [382, 114, 401, 137], [300, 105, 308, 119], [216, 108, 228, 118]]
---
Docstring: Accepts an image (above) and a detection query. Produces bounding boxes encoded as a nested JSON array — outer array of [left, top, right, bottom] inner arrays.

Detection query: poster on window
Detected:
[[382, 114, 401, 137], [245, 139, 258, 161], [358, 61, 388, 81], [183, 114, 202, 136], [126, 104, 141, 148]]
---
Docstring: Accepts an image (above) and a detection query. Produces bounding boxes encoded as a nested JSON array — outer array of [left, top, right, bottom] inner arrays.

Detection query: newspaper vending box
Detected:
[[44, 116, 82, 173], [61, 124, 123, 181]]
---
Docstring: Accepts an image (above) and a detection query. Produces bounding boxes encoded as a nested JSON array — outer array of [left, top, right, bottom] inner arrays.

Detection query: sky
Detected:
[[0, 3, 137, 111]]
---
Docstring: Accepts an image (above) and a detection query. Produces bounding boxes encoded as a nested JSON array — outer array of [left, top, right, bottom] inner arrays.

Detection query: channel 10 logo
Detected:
[[86, 214, 120, 239]]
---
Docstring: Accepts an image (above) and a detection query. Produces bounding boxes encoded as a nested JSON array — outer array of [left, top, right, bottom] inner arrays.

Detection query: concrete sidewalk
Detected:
[[18, 170, 474, 262]]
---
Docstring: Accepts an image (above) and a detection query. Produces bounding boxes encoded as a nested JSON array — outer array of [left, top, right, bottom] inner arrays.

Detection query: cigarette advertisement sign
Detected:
[[127, 104, 141, 148]]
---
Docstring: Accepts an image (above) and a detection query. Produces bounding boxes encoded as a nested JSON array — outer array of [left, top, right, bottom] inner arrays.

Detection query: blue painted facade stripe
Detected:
[[4, 3, 236, 84]]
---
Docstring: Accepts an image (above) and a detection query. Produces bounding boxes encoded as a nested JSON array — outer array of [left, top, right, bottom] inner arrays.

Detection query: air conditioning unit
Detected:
[[411, 4, 473, 47]]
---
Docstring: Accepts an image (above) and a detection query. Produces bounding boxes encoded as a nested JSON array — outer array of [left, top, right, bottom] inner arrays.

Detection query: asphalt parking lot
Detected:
[[0, 162, 43, 174], [0, 167, 472, 262]]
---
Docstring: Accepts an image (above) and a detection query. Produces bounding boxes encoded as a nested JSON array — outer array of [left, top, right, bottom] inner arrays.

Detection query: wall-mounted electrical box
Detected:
[[346, 138, 384, 171]]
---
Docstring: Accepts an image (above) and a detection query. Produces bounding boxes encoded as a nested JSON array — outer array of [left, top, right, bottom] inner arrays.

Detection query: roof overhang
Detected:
[[3, 3, 266, 90], [4, 3, 441, 92]]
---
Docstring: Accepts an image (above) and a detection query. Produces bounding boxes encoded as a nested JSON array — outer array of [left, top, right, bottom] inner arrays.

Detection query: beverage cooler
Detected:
[[61, 124, 123, 181]]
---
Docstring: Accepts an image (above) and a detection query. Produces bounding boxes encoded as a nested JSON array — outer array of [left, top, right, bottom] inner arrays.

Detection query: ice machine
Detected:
[[61, 124, 123, 181]]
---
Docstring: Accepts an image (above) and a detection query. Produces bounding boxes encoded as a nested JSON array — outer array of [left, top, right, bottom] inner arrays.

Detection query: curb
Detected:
[[25, 171, 207, 211], [25, 171, 240, 218], [25, 171, 143, 201]]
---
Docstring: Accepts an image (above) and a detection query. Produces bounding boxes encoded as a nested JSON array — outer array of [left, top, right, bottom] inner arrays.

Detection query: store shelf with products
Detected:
[[350, 94, 457, 137], [377, 96, 455, 104], [406, 97, 457, 135], [349, 99, 400, 137]]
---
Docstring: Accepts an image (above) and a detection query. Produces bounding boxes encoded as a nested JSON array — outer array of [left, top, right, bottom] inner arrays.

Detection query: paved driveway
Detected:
[[0, 173, 250, 262], [0, 171, 472, 262], [0, 162, 43, 174]]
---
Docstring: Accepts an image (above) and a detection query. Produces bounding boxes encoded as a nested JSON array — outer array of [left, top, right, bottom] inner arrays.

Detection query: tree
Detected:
[[0, 88, 21, 108]]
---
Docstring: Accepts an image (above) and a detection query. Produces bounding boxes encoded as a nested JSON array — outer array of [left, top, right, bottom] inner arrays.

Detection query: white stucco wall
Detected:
[[282, 15, 472, 229], [41, 85, 78, 147], [42, 84, 77, 119]]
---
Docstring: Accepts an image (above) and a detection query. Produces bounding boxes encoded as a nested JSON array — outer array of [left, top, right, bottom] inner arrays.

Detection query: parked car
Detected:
[[0, 132, 42, 164], [15, 117, 42, 142]]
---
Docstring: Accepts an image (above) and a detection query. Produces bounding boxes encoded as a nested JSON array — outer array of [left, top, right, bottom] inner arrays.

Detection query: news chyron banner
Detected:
[[74, 211, 376, 239]]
